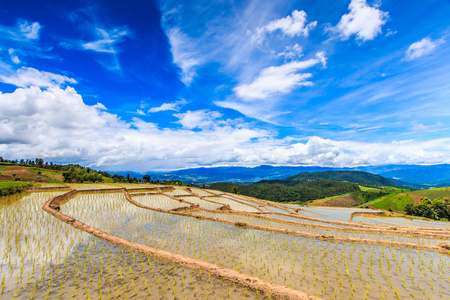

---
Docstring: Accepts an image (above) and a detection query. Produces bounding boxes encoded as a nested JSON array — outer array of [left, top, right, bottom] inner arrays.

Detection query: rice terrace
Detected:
[[1, 0, 450, 299], [1, 162, 450, 300]]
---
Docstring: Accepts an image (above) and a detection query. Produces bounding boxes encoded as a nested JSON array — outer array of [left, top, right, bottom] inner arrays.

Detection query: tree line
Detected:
[[210, 179, 361, 203]]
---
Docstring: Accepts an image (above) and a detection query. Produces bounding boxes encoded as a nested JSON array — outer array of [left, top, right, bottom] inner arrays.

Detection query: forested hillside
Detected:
[[281, 171, 404, 187], [210, 180, 361, 203]]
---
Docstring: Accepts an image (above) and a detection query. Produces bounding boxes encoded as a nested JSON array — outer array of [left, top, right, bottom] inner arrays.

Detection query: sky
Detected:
[[0, 0, 449, 172]]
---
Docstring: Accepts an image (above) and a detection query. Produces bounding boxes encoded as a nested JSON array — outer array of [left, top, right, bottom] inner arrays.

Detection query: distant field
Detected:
[[0, 164, 64, 182], [365, 194, 414, 211], [308, 193, 358, 207]]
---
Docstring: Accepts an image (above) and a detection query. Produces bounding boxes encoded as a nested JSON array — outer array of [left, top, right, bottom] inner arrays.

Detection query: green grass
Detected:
[[422, 189, 450, 200], [0, 181, 33, 196], [358, 185, 383, 192], [365, 193, 414, 211]]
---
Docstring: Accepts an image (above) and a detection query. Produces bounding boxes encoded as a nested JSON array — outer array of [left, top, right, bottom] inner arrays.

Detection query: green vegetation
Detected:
[[404, 197, 450, 220], [63, 166, 104, 183], [281, 170, 406, 188], [0, 181, 32, 196], [367, 194, 415, 211], [210, 179, 361, 203]]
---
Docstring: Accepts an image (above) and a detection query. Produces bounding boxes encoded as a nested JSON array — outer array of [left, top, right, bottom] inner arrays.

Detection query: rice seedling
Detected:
[[0, 190, 262, 299]]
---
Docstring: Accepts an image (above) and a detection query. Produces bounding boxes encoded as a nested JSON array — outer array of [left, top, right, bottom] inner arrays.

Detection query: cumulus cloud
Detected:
[[234, 52, 326, 100], [1, 86, 450, 171], [173, 110, 222, 129], [405, 37, 442, 60], [332, 0, 388, 41], [0, 67, 76, 88], [253, 10, 317, 44], [148, 99, 187, 113], [165, 28, 202, 85]]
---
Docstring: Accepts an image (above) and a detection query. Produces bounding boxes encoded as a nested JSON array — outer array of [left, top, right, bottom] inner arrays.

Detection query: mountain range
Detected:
[[112, 164, 450, 188]]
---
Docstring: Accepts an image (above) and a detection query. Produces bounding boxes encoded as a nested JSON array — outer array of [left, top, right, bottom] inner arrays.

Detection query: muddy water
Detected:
[[0, 192, 262, 300], [61, 192, 450, 300]]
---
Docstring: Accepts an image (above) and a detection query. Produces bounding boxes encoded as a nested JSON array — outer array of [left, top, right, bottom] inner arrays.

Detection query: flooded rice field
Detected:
[[1, 185, 449, 299]]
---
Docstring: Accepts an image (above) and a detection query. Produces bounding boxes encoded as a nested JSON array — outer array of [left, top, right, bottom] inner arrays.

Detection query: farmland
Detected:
[[1, 184, 449, 299]]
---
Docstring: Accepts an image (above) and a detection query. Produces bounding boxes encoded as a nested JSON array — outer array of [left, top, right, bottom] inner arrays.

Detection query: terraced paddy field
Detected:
[[1, 185, 449, 299]]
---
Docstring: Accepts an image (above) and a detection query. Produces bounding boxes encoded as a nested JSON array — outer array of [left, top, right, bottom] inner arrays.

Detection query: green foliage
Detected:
[[352, 191, 389, 204], [231, 186, 239, 194], [0, 181, 32, 196], [405, 197, 450, 221], [366, 194, 414, 211], [63, 166, 104, 183], [282, 171, 405, 188], [210, 179, 361, 203]]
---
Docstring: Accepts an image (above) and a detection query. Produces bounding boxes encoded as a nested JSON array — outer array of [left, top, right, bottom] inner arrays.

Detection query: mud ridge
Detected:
[[43, 190, 321, 300], [123, 190, 450, 255]]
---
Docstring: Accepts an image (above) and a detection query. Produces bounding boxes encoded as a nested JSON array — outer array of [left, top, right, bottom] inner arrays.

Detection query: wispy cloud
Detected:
[[0, 67, 76, 88], [165, 27, 202, 86], [330, 0, 389, 42], [82, 27, 129, 54], [8, 49, 21, 64], [405, 37, 443, 60], [277, 44, 303, 60], [252, 10, 317, 44], [18, 20, 41, 40], [0, 19, 51, 63], [148, 99, 187, 113], [0, 19, 42, 42], [234, 52, 326, 100]]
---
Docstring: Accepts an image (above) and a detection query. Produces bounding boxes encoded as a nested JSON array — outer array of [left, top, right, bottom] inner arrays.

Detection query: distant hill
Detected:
[[147, 165, 337, 184], [375, 164, 450, 185], [210, 179, 361, 204], [279, 170, 406, 188], [209, 170, 417, 204], [125, 164, 450, 187]]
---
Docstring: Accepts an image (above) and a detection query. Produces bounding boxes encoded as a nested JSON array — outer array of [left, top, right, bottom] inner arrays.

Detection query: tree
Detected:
[[231, 186, 238, 194], [202, 183, 206, 189], [143, 175, 151, 183], [35, 158, 44, 167]]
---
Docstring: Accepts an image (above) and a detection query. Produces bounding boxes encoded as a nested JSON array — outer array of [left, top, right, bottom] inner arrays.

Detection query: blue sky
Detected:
[[0, 0, 449, 172]]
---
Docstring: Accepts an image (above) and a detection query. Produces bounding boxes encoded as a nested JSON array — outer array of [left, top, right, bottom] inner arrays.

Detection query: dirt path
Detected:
[[43, 190, 321, 300]]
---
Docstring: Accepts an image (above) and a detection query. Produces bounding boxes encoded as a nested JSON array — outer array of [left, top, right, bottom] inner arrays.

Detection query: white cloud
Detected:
[[405, 37, 442, 60], [8, 49, 20, 64], [234, 52, 326, 100], [253, 10, 317, 44], [277, 44, 303, 59], [174, 110, 222, 129], [82, 27, 129, 54], [333, 0, 388, 41], [148, 99, 187, 113], [0, 67, 76, 88], [165, 28, 202, 85], [18, 20, 41, 40], [1, 85, 450, 171]]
